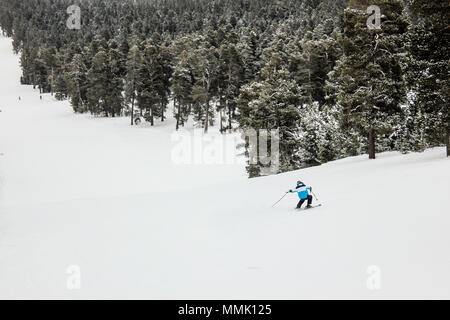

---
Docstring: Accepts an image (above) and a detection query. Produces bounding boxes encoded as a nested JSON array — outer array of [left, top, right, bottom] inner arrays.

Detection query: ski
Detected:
[[295, 204, 322, 211]]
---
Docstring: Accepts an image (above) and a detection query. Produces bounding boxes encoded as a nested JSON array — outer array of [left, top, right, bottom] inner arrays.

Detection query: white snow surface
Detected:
[[0, 35, 449, 299]]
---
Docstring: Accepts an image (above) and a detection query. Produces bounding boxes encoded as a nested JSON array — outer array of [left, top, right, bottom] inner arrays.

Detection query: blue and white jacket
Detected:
[[290, 183, 311, 199]]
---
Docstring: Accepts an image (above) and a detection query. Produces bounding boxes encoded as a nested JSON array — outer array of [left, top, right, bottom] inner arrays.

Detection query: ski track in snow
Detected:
[[0, 35, 449, 299]]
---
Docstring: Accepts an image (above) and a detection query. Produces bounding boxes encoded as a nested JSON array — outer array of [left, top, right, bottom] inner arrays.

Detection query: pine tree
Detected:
[[156, 42, 173, 123], [134, 38, 172, 125], [87, 50, 109, 115], [136, 41, 159, 126], [107, 46, 125, 117], [85, 44, 124, 117], [172, 50, 194, 130], [393, 102, 426, 153], [296, 103, 343, 167], [190, 45, 219, 133], [53, 73, 67, 101], [406, 0, 450, 156], [333, 0, 408, 159], [289, 29, 342, 106], [67, 54, 87, 113], [237, 49, 302, 176], [125, 45, 142, 125], [237, 27, 260, 84], [218, 43, 244, 131]]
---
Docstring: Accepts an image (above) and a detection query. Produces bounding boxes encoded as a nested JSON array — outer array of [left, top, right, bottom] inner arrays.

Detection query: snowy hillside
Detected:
[[0, 35, 449, 299]]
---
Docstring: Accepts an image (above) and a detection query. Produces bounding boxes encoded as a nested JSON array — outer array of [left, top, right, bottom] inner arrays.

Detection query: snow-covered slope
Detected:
[[0, 35, 449, 299]]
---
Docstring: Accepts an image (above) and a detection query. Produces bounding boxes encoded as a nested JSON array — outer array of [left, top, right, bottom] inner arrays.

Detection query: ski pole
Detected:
[[311, 190, 319, 201], [272, 192, 288, 207]]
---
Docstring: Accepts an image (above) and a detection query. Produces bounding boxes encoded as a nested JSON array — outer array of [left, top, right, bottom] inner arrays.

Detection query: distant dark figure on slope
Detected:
[[18, 96, 21, 101], [289, 181, 313, 209]]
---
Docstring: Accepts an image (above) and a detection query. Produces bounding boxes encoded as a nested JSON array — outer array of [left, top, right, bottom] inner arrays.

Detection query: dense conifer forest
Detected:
[[0, 0, 448, 177]]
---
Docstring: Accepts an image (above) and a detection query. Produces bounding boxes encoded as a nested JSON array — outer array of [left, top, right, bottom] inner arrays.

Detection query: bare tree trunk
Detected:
[[227, 64, 233, 131], [161, 101, 165, 122], [204, 75, 211, 133], [204, 100, 209, 133], [175, 98, 180, 131], [446, 127, 449, 157], [130, 92, 135, 126], [150, 107, 154, 126], [368, 128, 376, 159], [308, 51, 313, 104], [219, 109, 223, 133], [228, 104, 232, 131], [51, 67, 54, 96], [256, 131, 260, 173]]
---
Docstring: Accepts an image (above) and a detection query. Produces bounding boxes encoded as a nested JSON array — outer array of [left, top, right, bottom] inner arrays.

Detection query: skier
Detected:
[[289, 181, 313, 209]]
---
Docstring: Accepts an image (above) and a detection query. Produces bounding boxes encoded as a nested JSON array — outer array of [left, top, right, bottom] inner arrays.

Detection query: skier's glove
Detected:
[[289, 190, 292, 192]]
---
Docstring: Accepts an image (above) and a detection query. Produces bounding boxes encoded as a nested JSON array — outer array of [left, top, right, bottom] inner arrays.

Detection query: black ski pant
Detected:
[[297, 195, 312, 208]]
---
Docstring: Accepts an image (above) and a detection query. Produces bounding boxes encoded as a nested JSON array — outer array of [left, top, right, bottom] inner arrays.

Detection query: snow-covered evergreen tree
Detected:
[[332, 0, 409, 159], [405, 0, 450, 156], [67, 53, 87, 113], [125, 45, 142, 125], [172, 50, 194, 130]]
